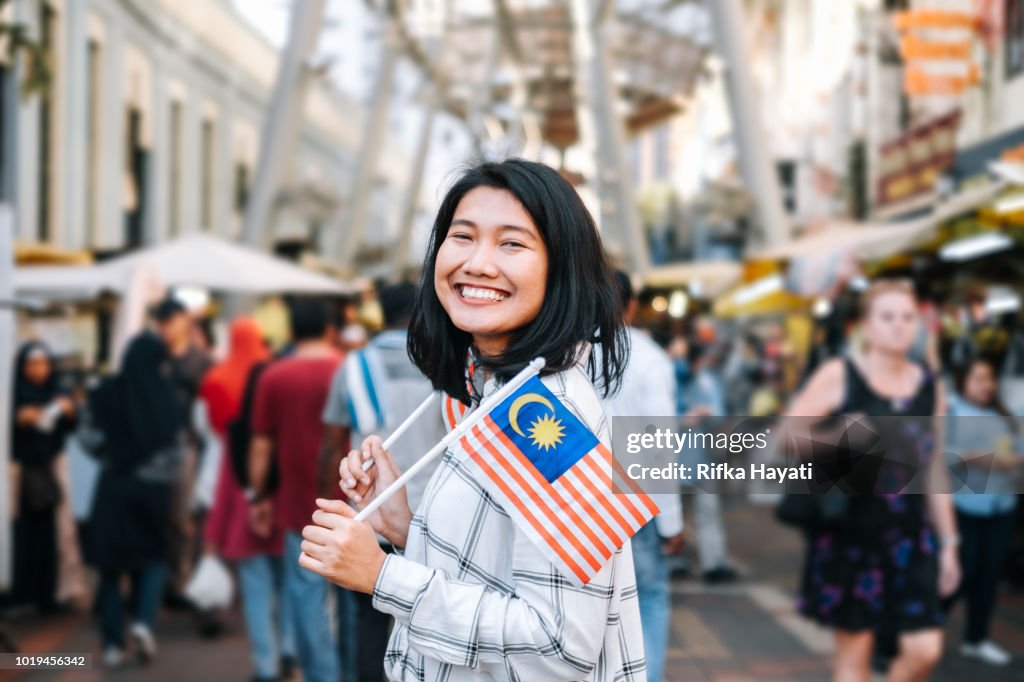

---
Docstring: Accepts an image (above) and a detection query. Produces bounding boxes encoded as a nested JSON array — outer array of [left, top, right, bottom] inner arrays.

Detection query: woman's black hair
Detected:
[[953, 355, 1019, 434], [408, 158, 628, 405]]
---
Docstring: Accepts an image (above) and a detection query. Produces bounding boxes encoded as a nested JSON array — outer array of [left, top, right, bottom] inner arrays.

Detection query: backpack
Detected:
[[226, 362, 279, 493]]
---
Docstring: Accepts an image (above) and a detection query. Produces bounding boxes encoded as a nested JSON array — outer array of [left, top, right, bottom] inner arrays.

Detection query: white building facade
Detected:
[[0, 0, 413, 261]]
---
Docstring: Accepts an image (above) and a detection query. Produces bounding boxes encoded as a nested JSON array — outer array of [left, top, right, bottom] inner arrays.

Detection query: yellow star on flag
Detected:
[[528, 414, 566, 451]]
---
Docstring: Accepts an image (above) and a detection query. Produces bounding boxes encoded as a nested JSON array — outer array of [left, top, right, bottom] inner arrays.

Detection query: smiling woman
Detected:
[[300, 159, 647, 682]]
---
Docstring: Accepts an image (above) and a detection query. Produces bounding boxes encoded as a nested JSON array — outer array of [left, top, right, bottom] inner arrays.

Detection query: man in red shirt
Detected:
[[248, 298, 341, 682]]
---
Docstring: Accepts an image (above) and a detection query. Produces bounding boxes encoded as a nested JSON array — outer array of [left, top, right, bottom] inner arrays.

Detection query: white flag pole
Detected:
[[353, 357, 546, 522], [355, 390, 441, 473]]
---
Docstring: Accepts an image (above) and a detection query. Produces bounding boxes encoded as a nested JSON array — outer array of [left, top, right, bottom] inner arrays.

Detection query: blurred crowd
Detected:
[[3, 273, 1024, 681]]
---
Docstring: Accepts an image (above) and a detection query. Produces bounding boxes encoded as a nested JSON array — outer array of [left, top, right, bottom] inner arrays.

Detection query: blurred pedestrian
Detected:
[[684, 342, 738, 584], [605, 271, 684, 682], [666, 334, 691, 415], [944, 356, 1021, 666], [786, 279, 960, 682], [86, 332, 188, 667], [152, 297, 213, 608], [248, 298, 342, 682], [952, 286, 1013, 373], [305, 159, 647, 681], [321, 281, 446, 682], [4, 342, 76, 615], [202, 318, 296, 682]]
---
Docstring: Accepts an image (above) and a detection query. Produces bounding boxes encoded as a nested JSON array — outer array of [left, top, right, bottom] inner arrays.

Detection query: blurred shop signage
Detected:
[[893, 4, 990, 96], [1002, 143, 1024, 163], [877, 109, 962, 208]]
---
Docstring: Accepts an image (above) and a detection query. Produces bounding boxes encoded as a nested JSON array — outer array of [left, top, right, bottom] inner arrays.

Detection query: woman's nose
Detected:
[[462, 243, 499, 277]]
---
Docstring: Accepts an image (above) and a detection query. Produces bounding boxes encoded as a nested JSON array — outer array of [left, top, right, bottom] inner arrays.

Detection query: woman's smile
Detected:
[[454, 283, 510, 303]]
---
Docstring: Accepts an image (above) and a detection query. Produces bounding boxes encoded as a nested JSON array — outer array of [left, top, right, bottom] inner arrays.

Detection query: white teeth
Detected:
[[461, 286, 506, 301]]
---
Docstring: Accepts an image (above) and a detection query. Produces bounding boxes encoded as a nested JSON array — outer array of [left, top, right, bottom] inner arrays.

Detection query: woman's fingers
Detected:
[[366, 435, 402, 480], [340, 449, 375, 497], [339, 449, 361, 489], [298, 551, 327, 576]]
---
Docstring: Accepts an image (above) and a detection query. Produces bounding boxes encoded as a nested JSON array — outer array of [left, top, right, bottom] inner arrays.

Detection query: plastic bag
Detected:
[[184, 555, 234, 610]]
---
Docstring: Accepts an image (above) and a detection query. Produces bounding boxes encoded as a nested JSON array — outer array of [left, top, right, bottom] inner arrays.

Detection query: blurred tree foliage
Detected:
[[0, 0, 52, 98]]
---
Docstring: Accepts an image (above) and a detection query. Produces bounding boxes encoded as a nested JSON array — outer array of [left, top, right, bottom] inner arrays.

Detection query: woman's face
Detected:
[[862, 291, 918, 355], [24, 353, 51, 386], [434, 186, 549, 357], [963, 361, 997, 406]]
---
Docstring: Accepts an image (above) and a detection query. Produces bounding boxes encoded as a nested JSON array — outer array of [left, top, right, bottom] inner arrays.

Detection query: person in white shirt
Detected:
[[604, 271, 684, 682]]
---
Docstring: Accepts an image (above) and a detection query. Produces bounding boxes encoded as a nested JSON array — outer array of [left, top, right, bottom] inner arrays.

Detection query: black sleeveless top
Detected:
[[797, 356, 944, 632], [841, 357, 936, 418]]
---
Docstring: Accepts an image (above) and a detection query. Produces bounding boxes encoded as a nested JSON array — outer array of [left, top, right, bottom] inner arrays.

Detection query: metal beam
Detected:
[[493, 0, 543, 159], [366, 0, 466, 120], [707, 0, 790, 248], [392, 88, 438, 279], [338, 13, 401, 268], [468, 24, 503, 156], [0, 204, 14, 590], [571, 0, 651, 277], [240, 0, 327, 248]]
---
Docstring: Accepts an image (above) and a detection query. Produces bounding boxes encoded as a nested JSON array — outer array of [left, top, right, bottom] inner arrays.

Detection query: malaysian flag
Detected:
[[453, 375, 659, 586]]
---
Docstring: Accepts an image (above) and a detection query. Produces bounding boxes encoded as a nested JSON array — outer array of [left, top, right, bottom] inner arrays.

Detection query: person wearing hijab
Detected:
[[201, 319, 296, 682], [5, 341, 76, 614], [86, 332, 187, 667]]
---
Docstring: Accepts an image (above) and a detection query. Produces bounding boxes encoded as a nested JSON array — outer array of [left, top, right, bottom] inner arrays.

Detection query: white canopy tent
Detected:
[[13, 233, 357, 299]]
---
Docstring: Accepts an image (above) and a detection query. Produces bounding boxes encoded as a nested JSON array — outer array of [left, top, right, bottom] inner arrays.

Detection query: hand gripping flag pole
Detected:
[[353, 358, 546, 523]]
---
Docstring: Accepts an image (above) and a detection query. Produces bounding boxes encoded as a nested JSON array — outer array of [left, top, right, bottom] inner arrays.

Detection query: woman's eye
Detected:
[[449, 233, 472, 242], [502, 241, 525, 249]]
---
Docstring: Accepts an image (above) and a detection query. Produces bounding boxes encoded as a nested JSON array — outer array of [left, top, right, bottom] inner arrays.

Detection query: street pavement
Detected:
[[3, 499, 1023, 681]]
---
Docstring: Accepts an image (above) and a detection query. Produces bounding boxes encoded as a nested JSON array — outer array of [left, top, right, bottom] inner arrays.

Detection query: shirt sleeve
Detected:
[[653, 493, 684, 537], [372, 526, 623, 678], [322, 362, 351, 428], [629, 342, 677, 418]]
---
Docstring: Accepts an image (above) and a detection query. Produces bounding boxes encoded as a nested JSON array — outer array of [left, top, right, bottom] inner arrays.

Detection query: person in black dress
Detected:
[[86, 332, 187, 667], [786, 280, 960, 682], [6, 342, 76, 614]]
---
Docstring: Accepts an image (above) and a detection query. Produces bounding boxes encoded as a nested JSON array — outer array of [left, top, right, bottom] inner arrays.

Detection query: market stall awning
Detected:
[[13, 264, 116, 300], [14, 233, 357, 299], [754, 181, 1007, 262], [755, 220, 935, 261], [643, 261, 743, 298], [713, 288, 808, 318], [15, 241, 93, 265]]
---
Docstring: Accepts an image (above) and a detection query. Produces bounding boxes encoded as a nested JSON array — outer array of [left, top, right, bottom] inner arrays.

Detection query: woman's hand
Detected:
[[938, 544, 961, 598], [300, 498, 388, 594], [339, 435, 411, 548], [57, 396, 75, 417]]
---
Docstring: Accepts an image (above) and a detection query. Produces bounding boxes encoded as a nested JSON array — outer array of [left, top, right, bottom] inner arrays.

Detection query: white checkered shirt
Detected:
[[372, 361, 648, 681]]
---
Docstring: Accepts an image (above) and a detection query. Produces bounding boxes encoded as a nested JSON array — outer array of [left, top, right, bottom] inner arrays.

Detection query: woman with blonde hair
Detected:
[[787, 279, 960, 682]]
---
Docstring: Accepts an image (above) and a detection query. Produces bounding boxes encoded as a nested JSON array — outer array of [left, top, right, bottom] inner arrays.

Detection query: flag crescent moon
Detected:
[[509, 394, 554, 437]]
